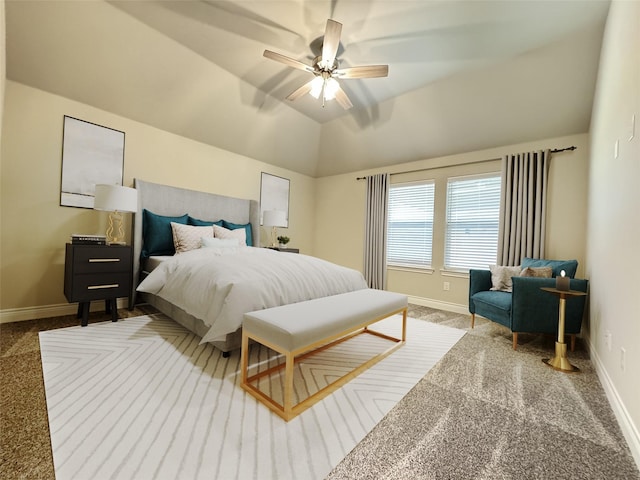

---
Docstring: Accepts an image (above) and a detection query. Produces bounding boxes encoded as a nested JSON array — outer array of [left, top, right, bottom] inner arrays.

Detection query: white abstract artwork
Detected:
[[60, 116, 125, 208], [260, 172, 290, 227]]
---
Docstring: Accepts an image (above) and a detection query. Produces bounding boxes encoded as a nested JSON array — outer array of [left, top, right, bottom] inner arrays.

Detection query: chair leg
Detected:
[[471, 313, 475, 329], [570, 334, 576, 352], [512, 332, 518, 350]]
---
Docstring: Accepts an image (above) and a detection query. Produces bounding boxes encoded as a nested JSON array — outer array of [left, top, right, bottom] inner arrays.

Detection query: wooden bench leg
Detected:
[[401, 308, 407, 341], [471, 313, 475, 329], [283, 351, 295, 420], [512, 332, 518, 350], [570, 334, 576, 352], [240, 331, 249, 385]]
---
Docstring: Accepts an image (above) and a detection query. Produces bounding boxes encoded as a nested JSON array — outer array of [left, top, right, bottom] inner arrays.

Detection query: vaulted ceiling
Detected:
[[5, 0, 610, 177]]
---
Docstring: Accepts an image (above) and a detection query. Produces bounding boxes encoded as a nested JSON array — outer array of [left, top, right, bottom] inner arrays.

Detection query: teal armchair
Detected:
[[468, 258, 588, 350]]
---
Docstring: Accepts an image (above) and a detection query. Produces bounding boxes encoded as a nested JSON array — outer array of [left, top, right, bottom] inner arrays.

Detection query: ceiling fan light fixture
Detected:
[[323, 77, 339, 100], [309, 76, 324, 99]]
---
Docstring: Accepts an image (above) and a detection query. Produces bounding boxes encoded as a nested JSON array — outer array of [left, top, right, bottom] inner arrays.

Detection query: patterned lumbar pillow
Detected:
[[489, 265, 522, 292], [213, 224, 247, 246], [519, 266, 553, 278], [171, 222, 214, 254]]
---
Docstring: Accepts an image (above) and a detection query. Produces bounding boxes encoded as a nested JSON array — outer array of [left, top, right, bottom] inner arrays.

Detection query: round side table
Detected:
[[540, 287, 587, 373]]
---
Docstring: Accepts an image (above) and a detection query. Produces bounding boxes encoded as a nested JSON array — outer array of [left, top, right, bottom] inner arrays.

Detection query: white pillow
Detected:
[[201, 237, 240, 248], [489, 265, 522, 292], [171, 222, 213, 254], [213, 224, 247, 246]]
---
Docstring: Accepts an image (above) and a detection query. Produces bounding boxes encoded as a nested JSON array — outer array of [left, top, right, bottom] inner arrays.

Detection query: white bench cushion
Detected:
[[243, 289, 407, 352]]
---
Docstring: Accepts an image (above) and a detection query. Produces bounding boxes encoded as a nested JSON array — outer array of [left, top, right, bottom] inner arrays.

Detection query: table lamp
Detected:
[[93, 184, 138, 245], [262, 210, 287, 247]]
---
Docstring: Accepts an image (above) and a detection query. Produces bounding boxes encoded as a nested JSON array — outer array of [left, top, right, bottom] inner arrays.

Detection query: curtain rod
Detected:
[[550, 145, 577, 153], [356, 146, 577, 180]]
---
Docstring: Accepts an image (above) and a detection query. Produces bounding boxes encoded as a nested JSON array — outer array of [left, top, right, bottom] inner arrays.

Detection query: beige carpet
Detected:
[[39, 312, 464, 480], [327, 305, 640, 479]]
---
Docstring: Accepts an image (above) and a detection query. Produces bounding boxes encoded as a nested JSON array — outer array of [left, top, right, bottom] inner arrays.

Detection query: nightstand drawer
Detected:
[[70, 272, 131, 302], [72, 246, 131, 274]]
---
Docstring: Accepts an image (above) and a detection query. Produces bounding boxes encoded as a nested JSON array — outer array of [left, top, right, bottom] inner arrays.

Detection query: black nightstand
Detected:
[[267, 247, 300, 253], [64, 244, 132, 326]]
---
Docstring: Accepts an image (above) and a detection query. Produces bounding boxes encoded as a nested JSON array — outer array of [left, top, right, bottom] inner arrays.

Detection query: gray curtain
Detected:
[[498, 150, 550, 265], [364, 173, 389, 289]]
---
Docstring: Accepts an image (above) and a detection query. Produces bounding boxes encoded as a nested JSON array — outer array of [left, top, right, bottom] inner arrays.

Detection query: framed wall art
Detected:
[[60, 115, 125, 208], [260, 172, 290, 227]]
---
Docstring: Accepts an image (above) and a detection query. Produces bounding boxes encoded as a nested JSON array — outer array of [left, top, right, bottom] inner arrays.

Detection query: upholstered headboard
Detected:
[[131, 179, 261, 305]]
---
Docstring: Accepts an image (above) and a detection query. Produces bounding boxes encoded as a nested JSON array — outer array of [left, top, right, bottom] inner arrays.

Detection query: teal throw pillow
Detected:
[[222, 221, 253, 247], [142, 209, 188, 257], [521, 258, 578, 278], [188, 216, 223, 227]]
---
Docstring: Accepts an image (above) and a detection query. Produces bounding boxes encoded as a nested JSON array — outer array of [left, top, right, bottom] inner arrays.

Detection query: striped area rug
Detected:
[[39, 313, 465, 480]]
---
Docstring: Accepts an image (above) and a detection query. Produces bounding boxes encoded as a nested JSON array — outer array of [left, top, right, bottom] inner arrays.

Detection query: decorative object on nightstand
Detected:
[[263, 210, 287, 248], [93, 184, 138, 245], [277, 235, 290, 248], [64, 243, 133, 326]]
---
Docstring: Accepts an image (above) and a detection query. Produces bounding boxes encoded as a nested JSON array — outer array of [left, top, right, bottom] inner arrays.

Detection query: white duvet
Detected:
[[137, 247, 368, 343]]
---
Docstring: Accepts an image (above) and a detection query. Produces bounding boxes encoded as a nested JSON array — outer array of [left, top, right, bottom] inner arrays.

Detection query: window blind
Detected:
[[445, 174, 501, 270], [387, 181, 435, 268]]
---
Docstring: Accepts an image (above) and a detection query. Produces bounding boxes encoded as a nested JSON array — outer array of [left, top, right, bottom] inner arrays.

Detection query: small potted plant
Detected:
[[277, 235, 290, 248]]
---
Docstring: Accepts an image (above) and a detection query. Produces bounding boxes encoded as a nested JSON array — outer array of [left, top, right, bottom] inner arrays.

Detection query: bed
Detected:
[[131, 179, 368, 354]]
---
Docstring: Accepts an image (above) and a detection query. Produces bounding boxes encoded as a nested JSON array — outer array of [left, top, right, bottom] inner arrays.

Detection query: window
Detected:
[[387, 181, 435, 268], [445, 174, 501, 270]]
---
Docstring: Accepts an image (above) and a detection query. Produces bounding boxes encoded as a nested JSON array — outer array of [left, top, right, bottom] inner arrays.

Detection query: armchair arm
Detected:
[[511, 277, 588, 334], [469, 269, 492, 313]]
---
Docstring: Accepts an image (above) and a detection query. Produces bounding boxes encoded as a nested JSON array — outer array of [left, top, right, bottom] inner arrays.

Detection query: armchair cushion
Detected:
[[521, 258, 578, 278], [519, 266, 553, 278], [471, 291, 512, 328], [489, 265, 522, 292]]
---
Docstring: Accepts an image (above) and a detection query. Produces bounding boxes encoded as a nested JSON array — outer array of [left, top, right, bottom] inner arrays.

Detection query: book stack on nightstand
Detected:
[[70, 234, 107, 245]]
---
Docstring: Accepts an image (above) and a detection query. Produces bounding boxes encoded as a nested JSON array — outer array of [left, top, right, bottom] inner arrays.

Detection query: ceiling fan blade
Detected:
[[263, 50, 313, 73], [334, 85, 353, 110], [322, 19, 342, 67], [335, 65, 389, 79], [286, 79, 315, 101]]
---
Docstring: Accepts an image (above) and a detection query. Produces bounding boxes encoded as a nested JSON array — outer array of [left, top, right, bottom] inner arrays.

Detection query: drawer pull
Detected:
[[87, 284, 119, 290], [89, 258, 120, 263]]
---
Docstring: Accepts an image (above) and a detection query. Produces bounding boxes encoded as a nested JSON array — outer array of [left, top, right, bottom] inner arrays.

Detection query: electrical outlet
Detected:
[[621, 347, 626, 371], [443, 282, 450, 291], [605, 331, 612, 351]]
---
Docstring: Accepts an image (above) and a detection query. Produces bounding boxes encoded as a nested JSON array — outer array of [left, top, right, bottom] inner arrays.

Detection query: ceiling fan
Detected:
[[263, 19, 389, 109]]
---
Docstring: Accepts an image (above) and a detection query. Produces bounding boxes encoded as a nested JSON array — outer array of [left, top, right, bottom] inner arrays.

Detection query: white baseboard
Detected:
[[407, 296, 469, 315], [585, 332, 640, 470], [0, 299, 130, 324]]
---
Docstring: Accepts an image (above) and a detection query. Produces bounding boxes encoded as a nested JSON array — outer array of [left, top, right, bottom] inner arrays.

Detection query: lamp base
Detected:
[[106, 211, 127, 245]]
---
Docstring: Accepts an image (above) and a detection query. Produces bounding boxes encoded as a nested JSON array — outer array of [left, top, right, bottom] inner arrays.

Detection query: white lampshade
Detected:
[[94, 184, 138, 213], [263, 210, 287, 227]]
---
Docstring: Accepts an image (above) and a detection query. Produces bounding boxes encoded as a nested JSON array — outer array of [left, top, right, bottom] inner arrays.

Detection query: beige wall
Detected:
[[315, 133, 590, 310], [1, 0, 5, 152], [0, 81, 315, 316], [587, 0, 640, 464]]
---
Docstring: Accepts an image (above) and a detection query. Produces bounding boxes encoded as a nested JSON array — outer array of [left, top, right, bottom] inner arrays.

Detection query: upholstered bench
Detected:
[[240, 289, 408, 421]]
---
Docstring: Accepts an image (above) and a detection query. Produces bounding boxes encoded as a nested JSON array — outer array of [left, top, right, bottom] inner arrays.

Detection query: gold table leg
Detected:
[[543, 297, 580, 373]]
